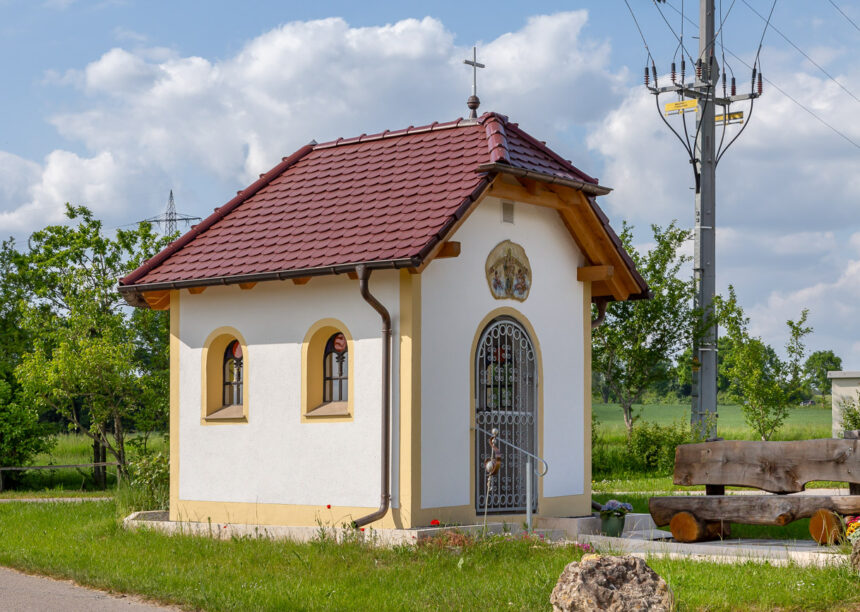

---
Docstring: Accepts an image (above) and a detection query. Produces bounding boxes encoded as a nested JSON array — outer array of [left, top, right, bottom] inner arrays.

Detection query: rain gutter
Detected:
[[117, 258, 417, 308], [352, 264, 392, 528]]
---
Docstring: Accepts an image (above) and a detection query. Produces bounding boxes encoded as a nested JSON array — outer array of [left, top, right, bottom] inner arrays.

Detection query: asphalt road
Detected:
[[0, 566, 179, 611]]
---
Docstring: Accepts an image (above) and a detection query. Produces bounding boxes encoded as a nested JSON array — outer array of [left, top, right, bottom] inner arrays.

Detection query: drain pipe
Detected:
[[591, 297, 608, 329], [352, 264, 392, 528]]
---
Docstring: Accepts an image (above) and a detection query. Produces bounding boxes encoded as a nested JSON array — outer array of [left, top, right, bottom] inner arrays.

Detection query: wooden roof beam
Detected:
[[487, 179, 569, 211], [577, 265, 614, 283]]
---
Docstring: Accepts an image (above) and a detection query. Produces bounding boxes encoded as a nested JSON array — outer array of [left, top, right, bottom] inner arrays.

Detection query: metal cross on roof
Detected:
[[463, 46, 485, 119]]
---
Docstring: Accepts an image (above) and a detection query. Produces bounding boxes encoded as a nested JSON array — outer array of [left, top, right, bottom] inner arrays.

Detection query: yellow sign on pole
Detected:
[[714, 111, 744, 124], [664, 99, 697, 115]]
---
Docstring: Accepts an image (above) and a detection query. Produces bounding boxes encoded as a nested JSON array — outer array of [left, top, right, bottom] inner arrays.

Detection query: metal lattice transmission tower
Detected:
[[645, 0, 765, 439], [141, 190, 201, 237]]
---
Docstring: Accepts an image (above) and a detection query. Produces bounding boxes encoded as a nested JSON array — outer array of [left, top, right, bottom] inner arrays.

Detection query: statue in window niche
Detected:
[[485, 240, 531, 302]]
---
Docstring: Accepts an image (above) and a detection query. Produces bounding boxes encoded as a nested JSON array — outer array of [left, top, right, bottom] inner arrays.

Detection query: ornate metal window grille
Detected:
[[475, 316, 537, 514], [222, 340, 243, 406], [323, 333, 348, 403]]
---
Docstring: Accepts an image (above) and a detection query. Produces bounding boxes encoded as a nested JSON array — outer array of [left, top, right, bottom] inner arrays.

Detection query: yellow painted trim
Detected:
[[582, 280, 593, 513], [169, 290, 180, 521], [397, 270, 422, 527], [175, 499, 404, 528], [468, 307, 545, 513], [201, 326, 250, 424], [301, 318, 355, 423]]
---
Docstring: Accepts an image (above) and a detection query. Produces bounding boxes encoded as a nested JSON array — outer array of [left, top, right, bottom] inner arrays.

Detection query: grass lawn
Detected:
[[0, 501, 857, 611]]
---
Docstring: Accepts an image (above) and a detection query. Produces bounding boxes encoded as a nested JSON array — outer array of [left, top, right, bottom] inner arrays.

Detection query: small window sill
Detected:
[[305, 401, 351, 418], [204, 404, 247, 422]]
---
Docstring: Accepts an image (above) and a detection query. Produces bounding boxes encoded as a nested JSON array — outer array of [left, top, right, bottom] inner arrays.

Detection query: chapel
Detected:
[[119, 111, 648, 529]]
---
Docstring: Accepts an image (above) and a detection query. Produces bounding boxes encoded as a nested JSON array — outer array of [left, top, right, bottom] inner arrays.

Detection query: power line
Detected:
[[743, 0, 860, 104], [624, 0, 655, 63], [828, 0, 860, 34], [653, 0, 697, 64], [663, 0, 860, 150], [752, 0, 778, 69]]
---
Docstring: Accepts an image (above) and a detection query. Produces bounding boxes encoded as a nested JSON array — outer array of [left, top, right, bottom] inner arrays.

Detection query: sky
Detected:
[[1, 0, 859, 367]]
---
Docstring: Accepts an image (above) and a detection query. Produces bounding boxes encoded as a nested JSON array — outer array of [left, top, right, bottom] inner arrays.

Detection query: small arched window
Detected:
[[323, 332, 348, 403], [223, 340, 244, 407]]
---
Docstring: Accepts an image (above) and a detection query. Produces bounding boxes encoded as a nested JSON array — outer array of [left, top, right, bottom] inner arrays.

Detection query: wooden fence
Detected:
[[0, 462, 121, 492]]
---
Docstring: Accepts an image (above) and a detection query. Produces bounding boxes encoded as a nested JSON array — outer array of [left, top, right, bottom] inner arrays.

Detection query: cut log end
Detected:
[[669, 511, 730, 543], [809, 508, 842, 545]]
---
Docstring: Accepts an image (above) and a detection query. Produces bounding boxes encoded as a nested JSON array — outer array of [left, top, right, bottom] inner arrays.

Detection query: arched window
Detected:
[[302, 320, 353, 421], [223, 340, 243, 407], [323, 332, 348, 403]]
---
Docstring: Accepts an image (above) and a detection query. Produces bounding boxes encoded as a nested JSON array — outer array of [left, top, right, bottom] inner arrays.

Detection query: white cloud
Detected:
[[1, 12, 624, 237]]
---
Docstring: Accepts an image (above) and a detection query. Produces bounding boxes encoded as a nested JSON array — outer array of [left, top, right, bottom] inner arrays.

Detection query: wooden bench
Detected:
[[648, 439, 860, 543]]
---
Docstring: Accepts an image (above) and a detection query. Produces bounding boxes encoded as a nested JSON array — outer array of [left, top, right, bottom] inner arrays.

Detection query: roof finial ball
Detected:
[[463, 46, 485, 120]]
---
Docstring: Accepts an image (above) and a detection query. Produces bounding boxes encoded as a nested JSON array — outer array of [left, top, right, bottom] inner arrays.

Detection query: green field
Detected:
[[593, 401, 833, 440], [0, 501, 855, 612]]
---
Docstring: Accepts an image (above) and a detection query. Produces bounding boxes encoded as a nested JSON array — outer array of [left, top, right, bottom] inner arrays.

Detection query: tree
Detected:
[[804, 350, 842, 396], [592, 221, 701, 435], [14, 205, 170, 475], [0, 379, 53, 474], [0, 239, 33, 387], [719, 288, 812, 440]]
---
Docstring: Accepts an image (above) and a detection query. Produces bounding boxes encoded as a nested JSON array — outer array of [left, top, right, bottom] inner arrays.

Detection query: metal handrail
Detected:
[[472, 425, 549, 476]]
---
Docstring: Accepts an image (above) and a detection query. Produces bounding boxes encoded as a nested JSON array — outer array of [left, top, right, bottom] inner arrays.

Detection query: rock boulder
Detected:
[[550, 555, 674, 612], [851, 539, 860, 574]]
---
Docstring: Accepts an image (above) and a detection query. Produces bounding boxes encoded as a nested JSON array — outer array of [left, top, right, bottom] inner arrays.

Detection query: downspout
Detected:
[[591, 297, 608, 329], [352, 264, 392, 528]]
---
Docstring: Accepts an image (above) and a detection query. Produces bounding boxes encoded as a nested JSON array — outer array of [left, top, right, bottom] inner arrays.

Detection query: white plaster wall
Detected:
[[421, 197, 586, 509], [178, 272, 400, 508]]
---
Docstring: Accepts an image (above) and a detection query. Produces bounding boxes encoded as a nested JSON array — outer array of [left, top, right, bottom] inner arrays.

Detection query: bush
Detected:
[[841, 393, 860, 433], [0, 380, 53, 474], [117, 450, 168, 514], [627, 420, 692, 474]]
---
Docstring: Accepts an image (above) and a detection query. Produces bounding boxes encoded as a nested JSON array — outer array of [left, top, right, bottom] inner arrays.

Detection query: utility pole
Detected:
[[693, 0, 718, 440], [645, 0, 762, 439]]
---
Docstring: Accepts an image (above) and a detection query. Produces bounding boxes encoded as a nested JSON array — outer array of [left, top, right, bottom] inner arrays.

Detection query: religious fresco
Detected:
[[485, 240, 532, 302]]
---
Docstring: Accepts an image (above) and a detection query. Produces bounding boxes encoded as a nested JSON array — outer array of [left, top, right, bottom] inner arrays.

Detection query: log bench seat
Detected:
[[648, 439, 860, 544]]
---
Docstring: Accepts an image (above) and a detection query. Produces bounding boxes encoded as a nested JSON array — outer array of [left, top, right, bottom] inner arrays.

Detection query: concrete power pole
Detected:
[[645, 0, 762, 439], [693, 0, 719, 440]]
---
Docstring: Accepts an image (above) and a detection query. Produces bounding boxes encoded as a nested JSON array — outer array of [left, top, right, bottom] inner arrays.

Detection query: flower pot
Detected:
[[601, 514, 625, 537]]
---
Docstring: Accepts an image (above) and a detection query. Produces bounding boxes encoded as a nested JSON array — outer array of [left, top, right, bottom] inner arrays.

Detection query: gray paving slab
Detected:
[[0, 566, 178, 611]]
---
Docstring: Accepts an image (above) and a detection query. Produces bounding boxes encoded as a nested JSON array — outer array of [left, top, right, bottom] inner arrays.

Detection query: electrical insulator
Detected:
[[651, 64, 658, 88], [722, 72, 727, 94], [644, 66, 650, 87], [731, 77, 736, 96], [751, 67, 757, 92], [681, 59, 686, 83], [696, 59, 703, 80], [671, 62, 676, 83], [757, 72, 763, 95]]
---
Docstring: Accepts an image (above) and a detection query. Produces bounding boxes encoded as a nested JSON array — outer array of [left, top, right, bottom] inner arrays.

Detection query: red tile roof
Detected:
[[120, 112, 637, 297]]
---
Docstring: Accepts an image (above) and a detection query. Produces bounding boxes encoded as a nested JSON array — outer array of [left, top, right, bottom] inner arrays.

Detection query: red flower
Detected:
[[326, 504, 331, 509], [430, 519, 440, 526], [360, 527, 365, 532]]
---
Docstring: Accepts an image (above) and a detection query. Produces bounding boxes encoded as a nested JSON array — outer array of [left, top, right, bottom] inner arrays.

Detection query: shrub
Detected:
[[627, 419, 692, 474], [841, 392, 860, 433], [0, 380, 53, 479], [117, 450, 168, 514]]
